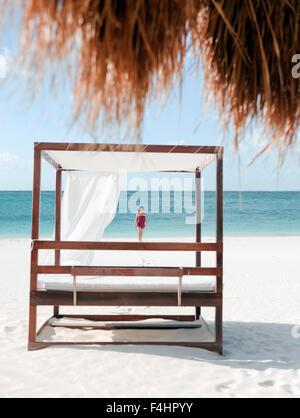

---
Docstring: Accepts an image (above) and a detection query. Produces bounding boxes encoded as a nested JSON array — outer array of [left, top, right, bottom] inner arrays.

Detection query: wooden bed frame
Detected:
[[28, 143, 223, 353]]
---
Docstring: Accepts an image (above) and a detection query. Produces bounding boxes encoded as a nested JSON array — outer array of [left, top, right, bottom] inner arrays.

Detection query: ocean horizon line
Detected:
[[1, 189, 300, 193]]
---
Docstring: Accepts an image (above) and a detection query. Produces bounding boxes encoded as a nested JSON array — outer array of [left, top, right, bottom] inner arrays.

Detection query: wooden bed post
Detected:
[[54, 169, 62, 317], [216, 153, 223, 354], [195, 169, 201, 320], [28, 145, 41, 349]]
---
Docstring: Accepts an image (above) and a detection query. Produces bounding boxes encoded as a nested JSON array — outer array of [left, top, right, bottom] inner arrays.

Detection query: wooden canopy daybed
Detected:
[[28, 142, 223, 353]]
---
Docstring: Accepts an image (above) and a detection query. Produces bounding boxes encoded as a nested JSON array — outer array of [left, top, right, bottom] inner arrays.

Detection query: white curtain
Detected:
[[60, 171, 120, 266]]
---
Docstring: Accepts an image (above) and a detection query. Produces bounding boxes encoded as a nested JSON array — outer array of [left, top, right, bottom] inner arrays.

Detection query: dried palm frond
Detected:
[[15, 0, 202, 135], [198, 0, 300, 162], [2, 0, 300, 160]]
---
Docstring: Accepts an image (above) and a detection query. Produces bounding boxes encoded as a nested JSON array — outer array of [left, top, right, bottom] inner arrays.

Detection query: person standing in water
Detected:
[[135, 206, 147, 241]]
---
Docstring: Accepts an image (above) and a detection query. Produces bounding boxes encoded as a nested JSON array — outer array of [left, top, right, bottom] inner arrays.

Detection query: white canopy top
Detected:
[[46, 150, 216, 172]]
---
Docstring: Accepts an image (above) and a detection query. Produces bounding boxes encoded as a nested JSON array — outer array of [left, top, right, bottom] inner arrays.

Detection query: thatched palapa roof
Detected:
[[4, 0, 300, 159]]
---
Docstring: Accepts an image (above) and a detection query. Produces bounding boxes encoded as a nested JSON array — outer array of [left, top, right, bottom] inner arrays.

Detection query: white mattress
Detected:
[[37, 275, 215, 293]]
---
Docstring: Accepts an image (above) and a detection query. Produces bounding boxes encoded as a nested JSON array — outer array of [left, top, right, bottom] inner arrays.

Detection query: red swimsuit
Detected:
[[137, 214, 146, 229]]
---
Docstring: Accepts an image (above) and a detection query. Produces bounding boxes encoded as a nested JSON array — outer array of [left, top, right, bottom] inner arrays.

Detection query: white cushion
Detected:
[[38, 275, 215, 293]]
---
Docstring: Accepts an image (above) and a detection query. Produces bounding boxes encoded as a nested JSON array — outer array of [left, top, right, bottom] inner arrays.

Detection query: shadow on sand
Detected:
[[47, 321, 300, 372]]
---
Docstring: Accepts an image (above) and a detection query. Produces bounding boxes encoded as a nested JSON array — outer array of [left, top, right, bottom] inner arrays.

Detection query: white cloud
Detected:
[[0, 54, 8, 78], [0, 152, 31, 170], [0, 47, 11, 79]]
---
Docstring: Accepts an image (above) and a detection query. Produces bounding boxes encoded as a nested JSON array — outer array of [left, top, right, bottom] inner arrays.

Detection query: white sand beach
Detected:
[[0, 236, 299, 398]]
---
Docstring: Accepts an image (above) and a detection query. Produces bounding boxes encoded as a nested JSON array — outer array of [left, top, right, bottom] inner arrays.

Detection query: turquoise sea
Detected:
[[0, 191, 299, 239]]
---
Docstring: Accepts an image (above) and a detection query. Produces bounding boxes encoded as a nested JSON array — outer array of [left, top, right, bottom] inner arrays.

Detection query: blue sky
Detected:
[[0, 15, 299, 191]]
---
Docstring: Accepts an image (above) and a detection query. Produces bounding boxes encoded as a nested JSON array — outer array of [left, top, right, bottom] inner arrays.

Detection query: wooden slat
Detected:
[[35, 142, 224, 155], [32, 240, 223, 252], [184, 267, 220, 276], [71, 267, 181, 277], [29, 341, 222, 353], [30, 290, 221, 307], [71, 266, 221, 276], [35, 265, 221, 276], [35, 266, 72, 274]]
